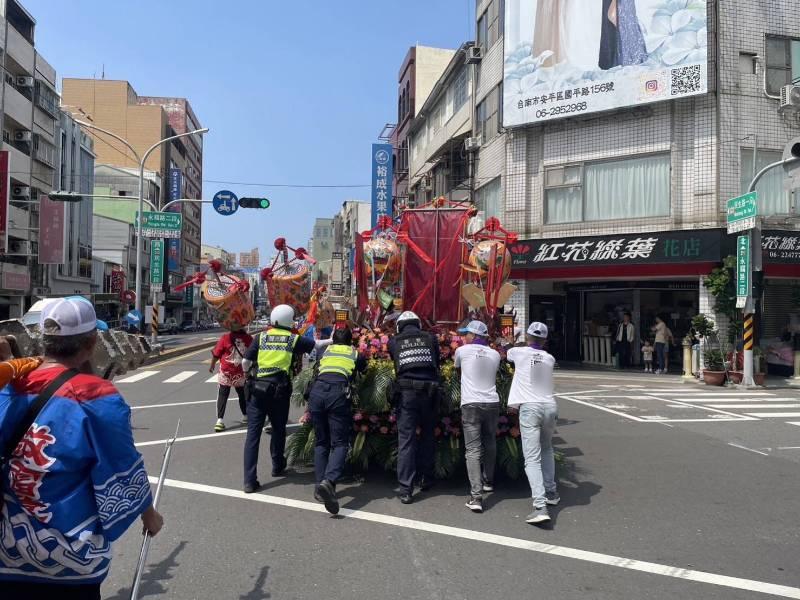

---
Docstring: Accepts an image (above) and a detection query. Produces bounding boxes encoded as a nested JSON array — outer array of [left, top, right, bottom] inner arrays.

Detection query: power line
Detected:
[[202, 179, 370, 189]]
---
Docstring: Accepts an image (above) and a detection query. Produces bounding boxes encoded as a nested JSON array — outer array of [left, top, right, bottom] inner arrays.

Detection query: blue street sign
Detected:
[[213, 190, 239, 216], [370, 143, 393, 228]]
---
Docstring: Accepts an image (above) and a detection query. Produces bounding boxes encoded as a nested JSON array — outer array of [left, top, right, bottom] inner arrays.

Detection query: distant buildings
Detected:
[[307, 218, 334, 283], [201, 244, 236, 269], [62, 78, 204, 321], [332, 201, 371, 299], [238, 247, 260, 269]]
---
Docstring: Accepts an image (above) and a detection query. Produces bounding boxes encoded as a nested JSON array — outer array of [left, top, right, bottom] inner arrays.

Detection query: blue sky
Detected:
[[26, 0, 473, 262]]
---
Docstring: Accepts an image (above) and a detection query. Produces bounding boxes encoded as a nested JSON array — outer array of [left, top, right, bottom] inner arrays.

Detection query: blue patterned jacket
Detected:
[[0, 367, 151, 584]]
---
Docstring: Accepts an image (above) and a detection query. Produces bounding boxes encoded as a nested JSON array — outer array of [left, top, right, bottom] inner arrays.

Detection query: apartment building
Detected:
[[406, 0, 800, 366], [390, 46, 456, 213], [0, 0, 59, 317], [238, 247, 260, 269], [61, 78, 204, 320], [308, 218, 334, 283], [201, 244, 236, 269], [49, 109, 95, 296], [332, 200, 371, 299]]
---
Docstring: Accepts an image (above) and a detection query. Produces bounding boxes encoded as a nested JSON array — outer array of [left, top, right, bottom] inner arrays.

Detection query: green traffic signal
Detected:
[[239, 197, 271, 209]]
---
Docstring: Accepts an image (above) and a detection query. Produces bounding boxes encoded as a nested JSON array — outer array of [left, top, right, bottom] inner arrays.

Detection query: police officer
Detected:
[[388, 311, 440, 504], [241, 304, 315, 493], [309, 326, 367, 515]]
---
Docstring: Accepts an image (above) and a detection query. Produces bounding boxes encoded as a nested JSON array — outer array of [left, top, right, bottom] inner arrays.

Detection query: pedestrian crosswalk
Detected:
[[116, 369, 220, 385], [559, 385, 800, 427]]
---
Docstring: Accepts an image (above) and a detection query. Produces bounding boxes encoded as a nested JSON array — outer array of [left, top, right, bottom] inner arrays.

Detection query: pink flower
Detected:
[[389, 414, 397, 423], [360, 424, 369, 433], [369, 414, 379, 423], [379, 426, 389, 434], [354, 412, 364, 421], [510, 426, 520, 439]]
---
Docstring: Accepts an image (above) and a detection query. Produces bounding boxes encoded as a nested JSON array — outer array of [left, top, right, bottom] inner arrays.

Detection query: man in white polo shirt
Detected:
[[506, 321, 560, 525], [454, 320, 501, 513]]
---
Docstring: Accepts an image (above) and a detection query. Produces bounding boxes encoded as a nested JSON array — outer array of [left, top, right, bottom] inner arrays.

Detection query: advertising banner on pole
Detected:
[[371, 144, 393, 228], [168, 168, 182, 271], [0, 150, 9, 254], [503, 0, 709, 127], [38, 194, 66, 264]]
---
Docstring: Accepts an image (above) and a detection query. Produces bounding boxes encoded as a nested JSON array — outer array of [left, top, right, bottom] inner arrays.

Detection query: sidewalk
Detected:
[[553, 362, 800, 389]]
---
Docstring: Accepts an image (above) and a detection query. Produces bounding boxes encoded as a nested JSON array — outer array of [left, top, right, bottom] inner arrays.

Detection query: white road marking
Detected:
[[136, 429, 247, 446], [663, 397, 785, 403], [788, 422, 800, 427], [116, 371, 160, 383], [728, 443, 769, 456], [558, 396, 646, 421], [132, 399, 219, 410], [152, 476, 800, 599], [163, 370, 198, 383], [206, 374, 218, 383], [650, 392, 774, 397], [708, 404, 800, 409], [776, 446, 800, 450], [135, 423, 300, 447], [745, 412, 800, 418]]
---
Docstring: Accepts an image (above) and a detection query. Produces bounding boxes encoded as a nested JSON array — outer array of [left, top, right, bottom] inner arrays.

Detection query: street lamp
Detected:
[[75, 119, 208, 314]]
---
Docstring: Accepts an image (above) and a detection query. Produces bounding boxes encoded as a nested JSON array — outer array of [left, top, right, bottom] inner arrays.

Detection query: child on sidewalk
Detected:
[[642, 339, 654, 373]]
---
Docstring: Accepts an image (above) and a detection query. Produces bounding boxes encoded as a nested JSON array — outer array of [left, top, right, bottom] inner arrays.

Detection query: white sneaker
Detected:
[[214, 418, 225, 432]]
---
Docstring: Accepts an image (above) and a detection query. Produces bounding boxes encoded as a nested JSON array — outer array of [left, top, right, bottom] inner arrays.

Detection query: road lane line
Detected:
[[163, 370, 198, 383], [151, 476, 800, 599], [155, 347, 214, 367], [132, 399, 219, 410], [728, 443, 769, 456], [708, 404, 800, 409], [558, 396, 646, 421], [744, 412, 800, 418], [649, 392, 774, 397], [788, 422, 800, 427], [662, 398, 788, 403], [206, 375, 218, 383], [116, 371, 159, 383], [135, 423, 300, 447]]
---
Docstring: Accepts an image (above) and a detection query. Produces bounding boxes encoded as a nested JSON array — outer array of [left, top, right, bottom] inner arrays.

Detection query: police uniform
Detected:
[[308, 344, 367, 486], [388, 323, 440, 497], [243, 326, 315, 486]]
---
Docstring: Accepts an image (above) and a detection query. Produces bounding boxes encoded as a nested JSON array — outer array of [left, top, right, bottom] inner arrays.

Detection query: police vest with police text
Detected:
[[256, 327, 298, 378], [393, 329, 437, 377], [318, 344, 358, 378]]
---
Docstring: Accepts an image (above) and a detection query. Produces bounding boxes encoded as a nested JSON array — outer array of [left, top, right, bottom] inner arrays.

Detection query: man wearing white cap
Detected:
[[0, 297, 162, 597], [506, 321, 560, 525], [454, 320, 501, 513]]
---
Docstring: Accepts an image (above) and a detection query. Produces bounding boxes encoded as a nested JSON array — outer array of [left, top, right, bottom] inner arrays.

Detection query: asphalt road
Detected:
[[100, 354, 800, 599]]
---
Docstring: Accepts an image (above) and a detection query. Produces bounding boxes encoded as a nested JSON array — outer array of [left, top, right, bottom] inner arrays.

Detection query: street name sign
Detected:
[[213, 190, 238, 216], [736, 235, 749, 308], [137, 211, 182, 239], [150, 240, 164, 285], [727, 192, 757, 235]]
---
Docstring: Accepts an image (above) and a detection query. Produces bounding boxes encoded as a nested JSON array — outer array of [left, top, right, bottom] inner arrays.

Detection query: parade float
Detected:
[[175, 259, 254, 331], [285, 200, 536, 480]]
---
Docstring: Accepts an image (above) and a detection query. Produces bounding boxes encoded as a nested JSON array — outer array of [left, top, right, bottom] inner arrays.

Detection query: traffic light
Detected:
[[239, 197, 271, 209], [48, 192, 84, 202]]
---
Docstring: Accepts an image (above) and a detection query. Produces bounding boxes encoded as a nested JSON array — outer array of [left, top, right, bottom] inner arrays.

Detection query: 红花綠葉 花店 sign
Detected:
[[509, 230, 723, 269]]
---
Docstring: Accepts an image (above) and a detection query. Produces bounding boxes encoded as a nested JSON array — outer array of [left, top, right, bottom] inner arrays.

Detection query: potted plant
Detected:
[[702, 349, 726, 386]]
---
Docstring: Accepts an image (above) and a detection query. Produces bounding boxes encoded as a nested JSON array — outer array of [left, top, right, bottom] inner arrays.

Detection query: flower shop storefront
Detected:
[[509, 228, 728, 365]]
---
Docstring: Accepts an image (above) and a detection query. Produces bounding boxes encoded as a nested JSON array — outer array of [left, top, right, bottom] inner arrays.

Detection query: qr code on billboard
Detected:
[[670, 65, 702, 96]]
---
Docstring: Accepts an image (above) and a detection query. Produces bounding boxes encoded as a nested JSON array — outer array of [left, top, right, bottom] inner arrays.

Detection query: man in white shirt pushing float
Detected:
[[507, 321, 561, 525], [454, 320, 501, 513]]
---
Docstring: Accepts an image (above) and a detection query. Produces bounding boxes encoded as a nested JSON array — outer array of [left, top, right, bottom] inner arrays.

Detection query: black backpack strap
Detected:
[[2, 368, 79, 462]]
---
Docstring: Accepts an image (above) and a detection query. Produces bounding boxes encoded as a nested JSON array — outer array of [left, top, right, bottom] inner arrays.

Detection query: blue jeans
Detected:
[[309, 380, 352, 485], [519, 403, 558, 509], [655, 342, 667, 372]]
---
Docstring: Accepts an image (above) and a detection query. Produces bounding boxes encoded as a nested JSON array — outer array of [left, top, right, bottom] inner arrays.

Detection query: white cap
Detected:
[[527, 321, 548, 338], [458, 320, 489, 336], [40, 297, 98, 336]]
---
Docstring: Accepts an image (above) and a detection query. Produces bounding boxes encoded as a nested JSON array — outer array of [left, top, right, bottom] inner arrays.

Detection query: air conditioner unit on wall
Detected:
[[464, 136, 482, 152], [15, 76, 33, 88], [13, 130, 31, 142], [466, 46, 483, 64], [780, 85, 800, 112], [12, 185, 29, 198], [10, 240, 30, 254]]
